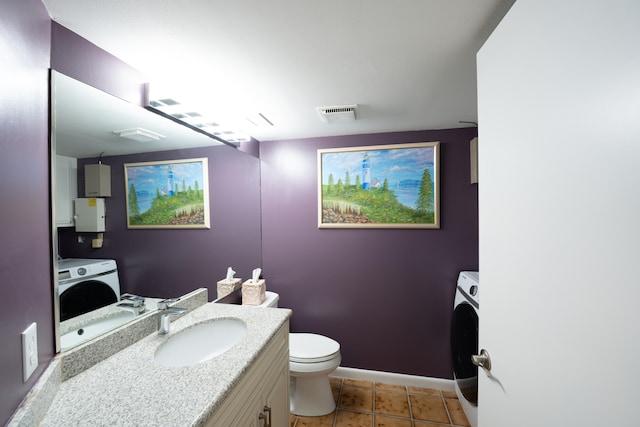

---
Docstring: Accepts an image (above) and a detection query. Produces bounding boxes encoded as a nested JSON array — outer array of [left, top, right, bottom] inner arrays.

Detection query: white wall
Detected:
[[477, 1, 640, 426]]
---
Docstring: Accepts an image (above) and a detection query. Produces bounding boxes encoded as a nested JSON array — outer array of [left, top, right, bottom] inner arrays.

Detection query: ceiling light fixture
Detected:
[[113, 128, 165, 142], [146, 84, 251, 145]]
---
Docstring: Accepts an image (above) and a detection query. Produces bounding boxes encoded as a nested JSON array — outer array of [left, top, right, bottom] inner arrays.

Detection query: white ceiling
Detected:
[[44, 0, 514, 143], [54, 72, 224, 159]]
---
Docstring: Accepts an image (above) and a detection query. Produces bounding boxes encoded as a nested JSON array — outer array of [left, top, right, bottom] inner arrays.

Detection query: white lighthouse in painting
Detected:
[[362, 154, 371, 190], [167, 166, 174, 196]]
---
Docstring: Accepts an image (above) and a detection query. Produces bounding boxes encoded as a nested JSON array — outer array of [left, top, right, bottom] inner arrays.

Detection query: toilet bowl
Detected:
[[289, 333, 341, 416], [260, 292, 342, 416]]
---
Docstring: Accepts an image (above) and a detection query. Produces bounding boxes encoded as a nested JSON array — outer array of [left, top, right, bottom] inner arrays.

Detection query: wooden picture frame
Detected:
[[124, 158, 210, 229], [318, 142, 440, 229]]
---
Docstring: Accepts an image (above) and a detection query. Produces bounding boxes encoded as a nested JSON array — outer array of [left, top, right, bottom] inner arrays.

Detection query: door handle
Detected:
[[263, 405, 272, 427], [259, 412, 268, 427], [472, 349, 491, 371]]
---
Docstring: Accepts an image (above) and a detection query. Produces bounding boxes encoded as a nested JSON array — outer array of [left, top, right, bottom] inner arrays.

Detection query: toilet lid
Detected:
[[290, 333, 340, 363]]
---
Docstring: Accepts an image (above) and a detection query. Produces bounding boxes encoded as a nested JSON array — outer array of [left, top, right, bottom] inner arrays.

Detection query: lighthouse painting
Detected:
[[317, 142, 440, 229], [124, 157, 210, 229], [362, 154, 371, 190]]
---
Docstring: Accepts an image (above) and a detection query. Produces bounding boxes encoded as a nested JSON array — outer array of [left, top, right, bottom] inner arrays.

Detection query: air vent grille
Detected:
[[317, 104, 358, 123]]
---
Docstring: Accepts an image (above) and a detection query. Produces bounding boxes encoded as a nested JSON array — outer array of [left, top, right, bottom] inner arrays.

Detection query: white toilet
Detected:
[[261, 291, 342, 416]]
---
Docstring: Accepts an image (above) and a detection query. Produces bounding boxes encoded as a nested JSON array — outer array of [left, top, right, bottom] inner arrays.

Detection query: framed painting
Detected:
[[318, 142, 440, 229], [124, 157, 210, 229]]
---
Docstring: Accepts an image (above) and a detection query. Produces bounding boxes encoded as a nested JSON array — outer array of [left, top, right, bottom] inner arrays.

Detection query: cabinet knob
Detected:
[[258, 412, 269, 427], [260, 405, 272, 427]]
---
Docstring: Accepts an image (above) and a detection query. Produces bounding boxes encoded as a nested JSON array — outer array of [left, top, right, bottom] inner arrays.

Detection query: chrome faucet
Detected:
[[117, 293, 146, 315], [157, 298, 187, 335]]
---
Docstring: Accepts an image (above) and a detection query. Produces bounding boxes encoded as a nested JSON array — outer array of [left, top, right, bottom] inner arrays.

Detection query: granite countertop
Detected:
[[39, 303, 291, 427], [59, 297, 163, 336], [59, 297, 163, 351]]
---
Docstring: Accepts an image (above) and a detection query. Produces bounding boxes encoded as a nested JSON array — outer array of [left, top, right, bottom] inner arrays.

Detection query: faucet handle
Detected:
[[121, 293, 145, 305], [158, 297, 181, 310]]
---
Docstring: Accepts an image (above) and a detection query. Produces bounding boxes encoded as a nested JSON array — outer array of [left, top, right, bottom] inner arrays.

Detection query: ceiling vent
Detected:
[[317, 105, 358, 123]]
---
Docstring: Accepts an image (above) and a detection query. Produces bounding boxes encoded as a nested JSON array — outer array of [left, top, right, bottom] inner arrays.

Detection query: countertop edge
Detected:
[[39, 303, 292, 426]]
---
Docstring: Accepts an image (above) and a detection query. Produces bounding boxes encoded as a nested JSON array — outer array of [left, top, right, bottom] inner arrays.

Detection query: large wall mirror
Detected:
[[51, 71, 262, 353]]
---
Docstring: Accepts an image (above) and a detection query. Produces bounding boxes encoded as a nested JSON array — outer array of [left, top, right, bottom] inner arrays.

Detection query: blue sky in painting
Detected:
[[321, 146, 434, 187]]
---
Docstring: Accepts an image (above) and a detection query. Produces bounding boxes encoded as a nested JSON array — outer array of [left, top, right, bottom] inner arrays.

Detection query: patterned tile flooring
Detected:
[[289, 376, 471, 427]]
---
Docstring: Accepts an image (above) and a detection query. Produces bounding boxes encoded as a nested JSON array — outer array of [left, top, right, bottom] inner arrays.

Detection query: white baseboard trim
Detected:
[[333, 366, 455, 392]]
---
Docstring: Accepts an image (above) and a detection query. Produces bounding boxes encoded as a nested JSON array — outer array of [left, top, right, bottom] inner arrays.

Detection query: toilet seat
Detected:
[[290, 333, 340, 363]]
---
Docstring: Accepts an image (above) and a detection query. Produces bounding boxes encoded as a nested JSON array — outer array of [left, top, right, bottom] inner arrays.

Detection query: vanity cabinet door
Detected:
[[264, 365, 289, 427], [253, 360, 288, 427], [205, 321, 290, 427]]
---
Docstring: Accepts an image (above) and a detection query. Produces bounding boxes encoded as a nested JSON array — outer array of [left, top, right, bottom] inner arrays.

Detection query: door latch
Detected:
[[472, 349, 492, 372]]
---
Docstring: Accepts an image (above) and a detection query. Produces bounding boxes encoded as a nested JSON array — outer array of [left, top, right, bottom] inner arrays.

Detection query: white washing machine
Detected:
[[57, 258, 121, 322], [451, 271, 479, 427]]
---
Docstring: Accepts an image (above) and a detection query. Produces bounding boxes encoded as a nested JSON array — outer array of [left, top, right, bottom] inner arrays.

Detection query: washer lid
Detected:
[[290, 333, 340, 363]]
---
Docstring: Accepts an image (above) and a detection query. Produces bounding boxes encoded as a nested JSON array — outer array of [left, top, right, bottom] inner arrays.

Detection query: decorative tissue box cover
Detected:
[[242, 279, 266, 305], [216, 278, 242, 299]]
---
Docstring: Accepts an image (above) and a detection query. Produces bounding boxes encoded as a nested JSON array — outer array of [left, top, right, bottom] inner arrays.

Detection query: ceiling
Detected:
[[54, 72, 224, 159], [43, 0, 515, 143]]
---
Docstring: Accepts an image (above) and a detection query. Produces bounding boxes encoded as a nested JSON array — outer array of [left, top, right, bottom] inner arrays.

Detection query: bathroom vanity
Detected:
[[205, 322, 289, 426], [14, 296, 291, 427]]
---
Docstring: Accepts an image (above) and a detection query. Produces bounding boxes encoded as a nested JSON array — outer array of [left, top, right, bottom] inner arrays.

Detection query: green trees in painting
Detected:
[[322, 168, 435, 224], [415, 168, 434, 214], [128, 180, 205, 226], [129, 183, 140, 217]]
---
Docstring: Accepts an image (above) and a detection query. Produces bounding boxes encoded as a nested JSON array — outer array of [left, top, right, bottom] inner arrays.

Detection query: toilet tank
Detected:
[[261, 291, 279, 308]]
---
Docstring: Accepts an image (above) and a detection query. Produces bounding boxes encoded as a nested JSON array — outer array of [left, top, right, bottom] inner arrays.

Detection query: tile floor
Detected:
[[289, 376, 471, 427]]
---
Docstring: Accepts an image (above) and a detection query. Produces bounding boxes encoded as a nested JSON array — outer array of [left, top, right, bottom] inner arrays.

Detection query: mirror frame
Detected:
[[50, 70, 61, 353]]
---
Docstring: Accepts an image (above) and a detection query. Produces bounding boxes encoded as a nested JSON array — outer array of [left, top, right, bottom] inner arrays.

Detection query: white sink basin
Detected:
[[61, 310, 137, 350], [154, 318, 247, 367]]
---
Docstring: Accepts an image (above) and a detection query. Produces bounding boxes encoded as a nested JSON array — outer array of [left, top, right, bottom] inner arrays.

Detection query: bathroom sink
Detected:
[[60, 310, 137, 350], [154, 318, 247, 367]]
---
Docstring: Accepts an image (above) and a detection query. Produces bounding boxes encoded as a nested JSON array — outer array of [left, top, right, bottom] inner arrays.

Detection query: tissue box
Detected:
[[242, 279, 266, 305], [217, 278, 242, 299]]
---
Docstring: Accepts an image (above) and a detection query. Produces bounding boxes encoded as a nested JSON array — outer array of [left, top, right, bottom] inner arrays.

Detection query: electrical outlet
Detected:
[[21, 322, 38, 382]]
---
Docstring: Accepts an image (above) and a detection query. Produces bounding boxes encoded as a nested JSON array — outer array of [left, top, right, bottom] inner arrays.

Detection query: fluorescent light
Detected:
[[245, 113, 274, 127], [146, 82, 252, 144], [113, 128, 165, 142]]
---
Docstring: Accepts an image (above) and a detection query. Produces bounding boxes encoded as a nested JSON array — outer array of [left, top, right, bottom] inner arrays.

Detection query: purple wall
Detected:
[[51, 22, 146, 106], [58, 145, 262, 299], [0, 0, 53, 424], [238, 139, 261, 158], [260, 129, 478, 378]]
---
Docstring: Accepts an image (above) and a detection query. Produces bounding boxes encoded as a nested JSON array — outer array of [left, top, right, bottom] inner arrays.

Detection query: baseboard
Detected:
[[333, 366, 455, 391]]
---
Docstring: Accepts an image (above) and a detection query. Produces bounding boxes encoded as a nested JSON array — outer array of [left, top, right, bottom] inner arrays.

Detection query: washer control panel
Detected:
[[457, 271, 479, 305], [57, 258, 117, 283]]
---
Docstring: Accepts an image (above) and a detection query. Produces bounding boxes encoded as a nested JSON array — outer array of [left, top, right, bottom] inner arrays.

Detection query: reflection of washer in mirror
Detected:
[[451, 271, 479, 427], [57, 258, 120, 321]]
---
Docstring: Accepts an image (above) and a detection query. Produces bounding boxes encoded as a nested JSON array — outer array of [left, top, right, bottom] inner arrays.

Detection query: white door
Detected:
[[477, 1, 640, 426]]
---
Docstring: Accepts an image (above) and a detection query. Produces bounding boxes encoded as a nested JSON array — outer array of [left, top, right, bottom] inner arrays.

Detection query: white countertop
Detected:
[[39, 303, 291, 427]]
